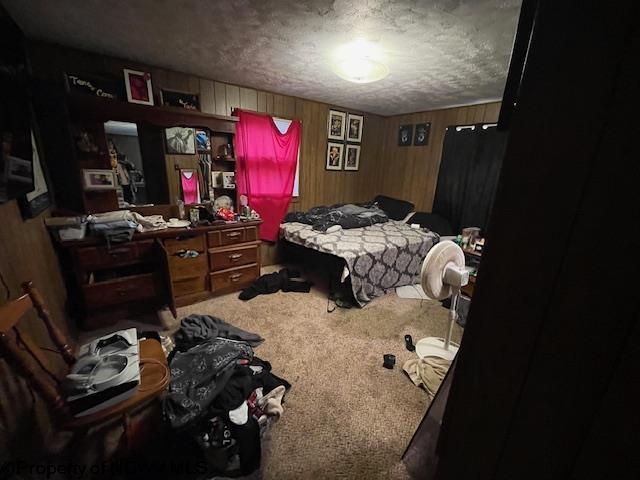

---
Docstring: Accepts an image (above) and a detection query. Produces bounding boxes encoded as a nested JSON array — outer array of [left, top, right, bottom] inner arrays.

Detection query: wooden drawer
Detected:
[[208, 225, 258, 247], [83, 273, 157, 310], [210, 264, 260, 294], [75, 240, 155, 270], [209, 244, 259, 272], [168, 252, 208, 280], [173, 275, 207, 297], [164, 234, 205, 255]]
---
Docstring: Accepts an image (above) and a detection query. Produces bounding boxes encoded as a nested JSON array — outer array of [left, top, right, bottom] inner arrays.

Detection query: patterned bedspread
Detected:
[[280, 220, 439, 306]]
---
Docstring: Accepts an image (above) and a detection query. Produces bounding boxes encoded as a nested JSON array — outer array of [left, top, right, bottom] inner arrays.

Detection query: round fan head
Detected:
[[421, 240, 465, 300]]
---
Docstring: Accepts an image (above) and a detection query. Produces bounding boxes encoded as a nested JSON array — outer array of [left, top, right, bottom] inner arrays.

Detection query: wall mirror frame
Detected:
[[64, 93, 238, 213]]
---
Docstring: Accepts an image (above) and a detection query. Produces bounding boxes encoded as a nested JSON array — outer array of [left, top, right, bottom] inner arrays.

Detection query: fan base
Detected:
[[415, 337, 459, 361]]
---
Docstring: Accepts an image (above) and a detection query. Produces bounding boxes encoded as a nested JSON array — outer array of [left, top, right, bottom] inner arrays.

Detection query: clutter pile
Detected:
[[239, 268, 313, 301], [88, 210, 138, 243], [402, 357, 451, 402], [163, 314, 290, 477], [131, 211, 168, 232]]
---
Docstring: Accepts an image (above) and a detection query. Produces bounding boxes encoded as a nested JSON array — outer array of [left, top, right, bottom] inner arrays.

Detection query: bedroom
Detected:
[[1, 1, 637, 479]]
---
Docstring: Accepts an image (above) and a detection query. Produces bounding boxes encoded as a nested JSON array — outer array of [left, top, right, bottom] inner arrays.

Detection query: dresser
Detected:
[[59, 220, 262, 330], [162, 222, 261, 308]]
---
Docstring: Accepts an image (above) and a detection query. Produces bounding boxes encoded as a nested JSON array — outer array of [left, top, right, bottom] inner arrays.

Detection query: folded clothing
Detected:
[[90, 220, 138, 231], [88, 210, 134, 224], [131, 212, 168, 232]]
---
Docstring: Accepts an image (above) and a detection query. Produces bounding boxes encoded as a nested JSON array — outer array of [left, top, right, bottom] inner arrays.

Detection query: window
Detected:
[[272, 117, 300, 197]]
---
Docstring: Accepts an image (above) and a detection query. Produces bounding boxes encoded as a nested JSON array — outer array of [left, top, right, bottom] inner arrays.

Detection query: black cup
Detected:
[[383, 354, 396, 369]]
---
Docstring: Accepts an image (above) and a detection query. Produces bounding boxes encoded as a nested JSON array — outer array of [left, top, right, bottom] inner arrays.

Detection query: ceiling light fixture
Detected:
[[330, 39, 389, 84]]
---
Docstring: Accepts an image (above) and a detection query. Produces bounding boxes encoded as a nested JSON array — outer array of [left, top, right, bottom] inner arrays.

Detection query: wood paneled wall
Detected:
[[27, 42, 387, 264], [0, 202, 72, 455], [27, 42, 386, 209], [379, 102, 501, 211]]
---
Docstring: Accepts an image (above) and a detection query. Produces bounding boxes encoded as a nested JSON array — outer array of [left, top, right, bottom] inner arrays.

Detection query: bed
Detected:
[[280, 219, 439, 306]]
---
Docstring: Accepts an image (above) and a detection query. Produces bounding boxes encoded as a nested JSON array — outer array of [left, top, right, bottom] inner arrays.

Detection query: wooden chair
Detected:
[[0, 281, 169, 450]]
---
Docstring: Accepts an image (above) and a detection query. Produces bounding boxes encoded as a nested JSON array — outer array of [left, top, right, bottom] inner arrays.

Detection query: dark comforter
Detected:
[[283, 203, 388, 232]]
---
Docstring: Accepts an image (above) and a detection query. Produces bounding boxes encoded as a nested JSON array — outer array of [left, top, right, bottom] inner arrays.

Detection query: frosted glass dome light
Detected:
[[331, 40, 389, 84]]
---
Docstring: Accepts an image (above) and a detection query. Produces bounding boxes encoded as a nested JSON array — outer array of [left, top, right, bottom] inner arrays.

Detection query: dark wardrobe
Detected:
[[432, 124, 508, 234]]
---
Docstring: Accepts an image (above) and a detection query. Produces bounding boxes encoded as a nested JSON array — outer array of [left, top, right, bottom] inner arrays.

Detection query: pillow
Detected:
[[373, 195, 415, 221], [407, 212, 454, 236]]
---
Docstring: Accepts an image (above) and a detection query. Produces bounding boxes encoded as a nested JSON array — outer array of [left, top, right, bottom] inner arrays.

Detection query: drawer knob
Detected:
[[229, 254, 243, 261], [229, 273, 243, 282], [226, 232, 241, 238]]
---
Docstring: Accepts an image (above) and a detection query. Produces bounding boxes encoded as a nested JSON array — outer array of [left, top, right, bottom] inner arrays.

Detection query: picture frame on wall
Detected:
[[327, 110, 346, 140], [344, 144, 361, 171], [414, 122, 431, 146], [82, 169, 117, 191], [211, 171, 223, 188], [65, 72, 122, 100], [160, 89, 200, 111], [222, 171, 236, 189], [123, 69, 154, 106], [346, 113, 364, 143], [18, 131, 51, 218], [398, 124, 413, 146], [326, 142, 344, 170], [165, 127, 196, 155]]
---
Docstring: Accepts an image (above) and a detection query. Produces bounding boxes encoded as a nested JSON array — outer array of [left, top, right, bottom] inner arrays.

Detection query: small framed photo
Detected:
[[196, 129, 211, 151], [414, 122, 431, 146], [160, 89, 200, 111], [327, 110, 346, 140], [344, 144, 361, 171], [398, 124, 413, 146], [326, 142, 344, 170], [82, 169, 117, 191], [123, 69, 154, 106], [222, 171, 236, 189], [346, 113, 364, 143], [6, 156, 32, 184], [165, 127, 196, 155], [211, 171, 223, 188]]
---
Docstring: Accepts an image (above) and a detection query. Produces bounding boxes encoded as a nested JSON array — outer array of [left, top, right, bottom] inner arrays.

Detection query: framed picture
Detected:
[[222, 171, 236, 189], [398, 124, 413, 146], [346, 113, 364, 143], [160, 89, 200, 110], [211, 171, 223, 188], [327, 110, 346, 140], [344, 144, 361, 171], [414, 122, 431, 146], [6, 156, 32, 184], [165, 127, 196, 155], [196, 129, 211, 151], [123, 69, 154, 106], [65, 72, 122, 100], [82, 169, 117, 191], [18, 131, 51, 218], [325, 142, 344, 170]]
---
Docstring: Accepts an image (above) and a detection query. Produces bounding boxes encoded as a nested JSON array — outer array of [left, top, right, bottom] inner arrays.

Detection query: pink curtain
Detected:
[[235, 110, 301, 241]]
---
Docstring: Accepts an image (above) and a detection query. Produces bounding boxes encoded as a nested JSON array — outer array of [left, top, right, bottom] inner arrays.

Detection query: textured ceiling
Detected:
[[3, 0, 521, 115]]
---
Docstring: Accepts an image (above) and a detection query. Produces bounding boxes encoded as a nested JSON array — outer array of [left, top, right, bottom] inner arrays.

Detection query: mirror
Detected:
[[105, 121, 148, 206], [102, 120, 235, 210]]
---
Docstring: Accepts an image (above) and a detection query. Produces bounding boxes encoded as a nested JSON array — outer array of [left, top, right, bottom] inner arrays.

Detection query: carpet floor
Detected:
[[163, 266, 463, 480]]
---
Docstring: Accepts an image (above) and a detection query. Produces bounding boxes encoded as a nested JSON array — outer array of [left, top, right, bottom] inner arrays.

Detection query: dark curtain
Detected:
[[432, 125, 507, 234], [432, 128, 478, 233]]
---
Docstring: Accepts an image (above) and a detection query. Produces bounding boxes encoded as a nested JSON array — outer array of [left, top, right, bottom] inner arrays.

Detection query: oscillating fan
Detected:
[[415, 240, 469, 361]]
